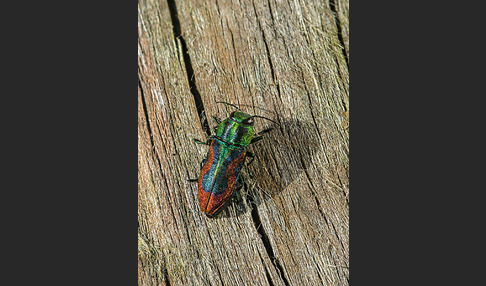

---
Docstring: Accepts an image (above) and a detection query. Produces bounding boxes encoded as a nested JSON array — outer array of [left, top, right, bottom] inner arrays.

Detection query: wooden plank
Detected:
[[138, 0, 349, 285]]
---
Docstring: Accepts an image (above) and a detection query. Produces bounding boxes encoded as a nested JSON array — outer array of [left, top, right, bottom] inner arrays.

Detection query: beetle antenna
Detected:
[[251, 115, 278, 125], [216, 101, 242, 111]]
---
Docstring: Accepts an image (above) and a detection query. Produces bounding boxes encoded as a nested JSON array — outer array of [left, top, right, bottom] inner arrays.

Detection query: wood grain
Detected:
[[138, 0, 349, 285]]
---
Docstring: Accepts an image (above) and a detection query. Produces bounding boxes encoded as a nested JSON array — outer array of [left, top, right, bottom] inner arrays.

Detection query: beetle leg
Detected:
[[250, 127, 273, 144], [233, 177, 244, 201], [193, 138, 210, 145], [211, 116, 222, 133], [200, 156, 208, 168], [244, 165, 254, 179], [250, 136, 264, 144], [246, 151, 255, 165], [242, 153, 255, 179], [212, 116, 221, 125], [194, 135, 215, 145], [256, 127, 273, 136]]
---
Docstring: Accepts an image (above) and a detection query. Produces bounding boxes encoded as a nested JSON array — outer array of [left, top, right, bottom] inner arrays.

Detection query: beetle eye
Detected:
[[243, 117, 254, 125], [230, 111, 236, 118]]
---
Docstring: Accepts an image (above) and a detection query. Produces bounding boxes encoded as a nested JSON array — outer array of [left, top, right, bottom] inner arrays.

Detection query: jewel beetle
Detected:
[[191, 102, 276, 217]]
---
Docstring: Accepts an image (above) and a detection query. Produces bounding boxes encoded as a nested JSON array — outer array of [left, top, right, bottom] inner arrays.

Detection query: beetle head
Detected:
[[230, 111, 254, 125]]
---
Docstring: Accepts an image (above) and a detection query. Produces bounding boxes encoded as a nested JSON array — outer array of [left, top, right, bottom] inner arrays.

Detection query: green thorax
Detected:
[[215, 111, 254, 147]]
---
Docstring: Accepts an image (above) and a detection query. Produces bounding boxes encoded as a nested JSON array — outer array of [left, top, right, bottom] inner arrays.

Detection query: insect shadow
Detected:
[[217, 118, 320, 218]]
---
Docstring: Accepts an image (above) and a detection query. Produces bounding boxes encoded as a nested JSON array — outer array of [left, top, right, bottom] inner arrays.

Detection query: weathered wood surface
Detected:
[[138, 0, 349, 285]]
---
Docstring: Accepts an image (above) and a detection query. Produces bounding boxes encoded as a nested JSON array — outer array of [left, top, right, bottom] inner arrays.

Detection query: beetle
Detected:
[[191, 102, 275, 217]]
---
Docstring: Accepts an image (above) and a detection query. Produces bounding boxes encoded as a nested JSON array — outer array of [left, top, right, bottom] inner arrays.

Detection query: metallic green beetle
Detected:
[[193, 105, 275, 217]]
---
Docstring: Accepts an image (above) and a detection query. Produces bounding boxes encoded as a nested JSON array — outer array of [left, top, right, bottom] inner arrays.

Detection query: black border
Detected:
[[351, 1, 483, 284], [5, 2, 136, 284]]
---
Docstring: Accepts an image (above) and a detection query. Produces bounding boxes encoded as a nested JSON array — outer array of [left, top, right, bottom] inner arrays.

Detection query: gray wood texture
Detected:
[[138, 0, 349, 285]]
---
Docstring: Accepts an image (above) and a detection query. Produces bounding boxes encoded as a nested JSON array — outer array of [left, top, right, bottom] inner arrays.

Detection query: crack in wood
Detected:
[[139, 79, 156, 149], [248, 193, 290, 286], [163, 264, 171, 286], [329, 0, 349, 67], [166, 0, 211, 137], [257, 251, 275, 286]]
